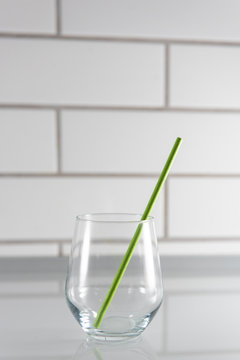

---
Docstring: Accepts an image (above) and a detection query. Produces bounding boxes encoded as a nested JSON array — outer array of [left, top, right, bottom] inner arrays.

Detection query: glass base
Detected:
[[89, 333, 139, 342], [87, 316, 144, 342], [66, 297, 154, 341]]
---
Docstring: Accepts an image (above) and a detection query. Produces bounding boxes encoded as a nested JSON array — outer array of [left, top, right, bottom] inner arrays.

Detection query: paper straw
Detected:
[[94, 137, 182, 328]]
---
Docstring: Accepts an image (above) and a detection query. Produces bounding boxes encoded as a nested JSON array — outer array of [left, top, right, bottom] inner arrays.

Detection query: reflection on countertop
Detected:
[[73, 336, 159, 360], [1, 256, 240, 359]]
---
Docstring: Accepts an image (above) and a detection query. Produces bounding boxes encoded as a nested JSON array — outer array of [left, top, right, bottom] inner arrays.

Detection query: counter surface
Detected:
[[1, 256, 240, 359]]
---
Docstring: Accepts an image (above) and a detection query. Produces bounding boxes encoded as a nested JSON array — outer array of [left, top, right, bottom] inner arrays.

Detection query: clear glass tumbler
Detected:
[[65, 213, 163, 341]]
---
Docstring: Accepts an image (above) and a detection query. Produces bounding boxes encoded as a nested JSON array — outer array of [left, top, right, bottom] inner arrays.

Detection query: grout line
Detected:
[[163, 180, 169, 238], [55, 109, 62, 173], [0, 104, 166, 112], [1, 237, 240, 246], [0, 172, 160, 178], [1, 173, 240, 178], [162, 107, 240, 113], [1, 103, 240, 113], [1, 32, 240, 47], [164, 44, 170, 107], [0, 239, 149, 245], [56, 0, 62, 35], [0, 239, 71, 245]]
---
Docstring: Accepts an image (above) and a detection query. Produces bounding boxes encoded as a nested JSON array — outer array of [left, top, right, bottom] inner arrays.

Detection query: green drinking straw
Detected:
[[94, 137, 182, 328]]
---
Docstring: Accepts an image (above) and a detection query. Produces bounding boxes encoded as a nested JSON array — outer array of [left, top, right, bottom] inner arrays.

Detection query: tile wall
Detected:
[[1, 0, 240, 256]]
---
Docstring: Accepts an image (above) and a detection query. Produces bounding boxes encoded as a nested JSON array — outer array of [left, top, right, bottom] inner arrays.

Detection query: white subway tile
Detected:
[[0, 178, 164, 239], [0, 109, 57, 173], [170, 45, 240, 109], [169, 178, 240, 237], [0, 38, 164, 106], [0, 244, 58, 257], [61, 110, 240, 174], [61, 110, 173, 174], [62, 0, 240, 42], [167, 294, 240, 352], [0, 0, 56, 34]]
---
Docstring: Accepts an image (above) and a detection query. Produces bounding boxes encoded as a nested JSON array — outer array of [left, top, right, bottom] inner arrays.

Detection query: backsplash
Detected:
[[1, 0, 240, 256]]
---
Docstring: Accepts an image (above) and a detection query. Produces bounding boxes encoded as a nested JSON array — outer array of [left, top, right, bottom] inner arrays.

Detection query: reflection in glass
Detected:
[[72, 335, 159, 360]]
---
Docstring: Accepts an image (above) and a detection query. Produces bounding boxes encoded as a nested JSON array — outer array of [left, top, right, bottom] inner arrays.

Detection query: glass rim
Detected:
[[76, 213, 155, 224]]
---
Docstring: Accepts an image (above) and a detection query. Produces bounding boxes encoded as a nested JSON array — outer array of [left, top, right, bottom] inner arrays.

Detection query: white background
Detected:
[[1, 0, 240, 256]]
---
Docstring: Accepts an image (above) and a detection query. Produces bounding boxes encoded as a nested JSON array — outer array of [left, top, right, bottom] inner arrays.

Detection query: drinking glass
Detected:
[[65, 213, 163, 341]]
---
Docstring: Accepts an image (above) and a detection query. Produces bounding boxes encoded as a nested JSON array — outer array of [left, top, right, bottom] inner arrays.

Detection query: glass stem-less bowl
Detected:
[[65, 213, 163, 341]]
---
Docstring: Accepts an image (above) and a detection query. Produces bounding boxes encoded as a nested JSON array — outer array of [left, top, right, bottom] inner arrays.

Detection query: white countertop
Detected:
[[1, 256, 240, 359]]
